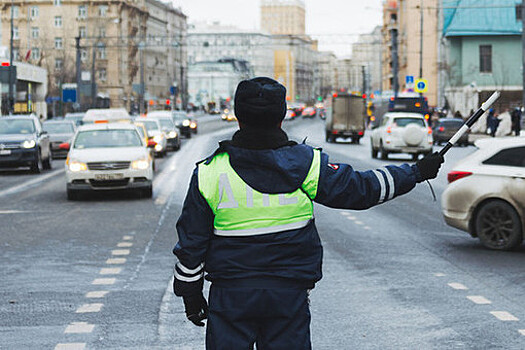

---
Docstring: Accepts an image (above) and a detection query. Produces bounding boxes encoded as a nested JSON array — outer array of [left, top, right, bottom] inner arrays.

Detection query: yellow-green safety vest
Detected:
[[198, 149, 321, 236]]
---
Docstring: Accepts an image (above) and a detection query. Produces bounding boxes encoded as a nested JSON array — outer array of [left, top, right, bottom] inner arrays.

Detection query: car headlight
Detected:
[[190, 122, 197, 129], [153, 135, 163, 143], [131, 159, 150, 170], [68, 161, 87, 172], [22, 140, 36, 149], [182, 119, 190, 127], [168, 131, 177, 138]]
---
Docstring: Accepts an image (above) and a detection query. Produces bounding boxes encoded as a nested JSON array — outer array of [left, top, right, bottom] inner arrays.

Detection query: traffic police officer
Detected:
[[173, 77, 444, 349]]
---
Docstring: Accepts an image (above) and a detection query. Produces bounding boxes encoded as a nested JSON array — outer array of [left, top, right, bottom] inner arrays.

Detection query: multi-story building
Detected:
[[0, 0, 186, 114], [351, 26, 382, 95], [187, 21, 272, 78], [260, 0, 305, 36], [317, 51, 337, 99]]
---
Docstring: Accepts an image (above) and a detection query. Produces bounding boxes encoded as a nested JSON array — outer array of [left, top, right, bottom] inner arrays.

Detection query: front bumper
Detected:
[[0, 148, 38, 168], [66, 167, 153, 191]]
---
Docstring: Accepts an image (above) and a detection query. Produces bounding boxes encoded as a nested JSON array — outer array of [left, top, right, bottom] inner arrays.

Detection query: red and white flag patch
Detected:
[[328, 163, 339, 170]]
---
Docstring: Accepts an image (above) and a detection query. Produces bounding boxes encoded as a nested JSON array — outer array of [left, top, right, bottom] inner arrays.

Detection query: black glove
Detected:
[[416, 152, 444, 181], [183, 293, 208, 327]]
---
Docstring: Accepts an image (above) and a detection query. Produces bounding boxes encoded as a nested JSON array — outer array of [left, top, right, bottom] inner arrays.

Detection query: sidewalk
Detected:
[[469, 130, 524, 144]]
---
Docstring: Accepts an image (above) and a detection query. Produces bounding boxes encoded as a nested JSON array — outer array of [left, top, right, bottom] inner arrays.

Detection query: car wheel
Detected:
[[43, 153, 52, 170], [141, 186, 153, 199], [412, 153, 419, 161], [475, 200, 522, 250], [371, 144, 378, 158], [380, 141, 388, 160], [30, 151, 42, 174], [67, 188, 79, 201], [325, 132, 331, 143], [174, 139, 181, 151]]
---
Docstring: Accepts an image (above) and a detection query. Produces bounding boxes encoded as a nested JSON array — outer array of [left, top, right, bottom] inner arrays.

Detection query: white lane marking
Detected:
[[340, 212, 350, 216], [0, 168, 64, 198], [518, 329, 525, 336], [0, 210, 28, 214], [64, 322, 95, 334], [122, 235, 133, 240], [76, 303, 103, 313], [354, 221, 364, 225], [434, 273, 446, 277], [364, 226, 371, 230], [55, 343, 86, 350], [467, 296, 492, 305], [85, 291, 109, 298], [112, 249, 130, 256], [155, 196, 167, 205], [448, 282, 468, 290], [92, 278, 116, 285], [117, 242, 133, 248], [99, 268, 122, 275], [106, 258, 126, 264], [490, 311, 519, 321]]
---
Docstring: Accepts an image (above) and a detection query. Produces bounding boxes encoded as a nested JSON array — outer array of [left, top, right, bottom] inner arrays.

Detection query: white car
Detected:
[[136, 118, 168, 157], [441, 137, 525, 250], [65, 123, 154, 200], [370, 112, 433, 160]]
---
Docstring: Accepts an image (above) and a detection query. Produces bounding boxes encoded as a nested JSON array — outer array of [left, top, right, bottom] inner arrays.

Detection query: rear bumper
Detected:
[[442, 209, 472, 236]]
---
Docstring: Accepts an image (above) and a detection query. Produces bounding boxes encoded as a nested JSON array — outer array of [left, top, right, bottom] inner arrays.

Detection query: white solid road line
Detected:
[[466, 296, 492, 305], [106, 258, 126, 264], [122, 235, 133, 240], [55, 343, 86, 350], [75, 303, 103, 313], [111, 249, 130, 256], [92, 278, 116, 285], [64, 322, 95, 334], [434, 273, 446, 277], [518, 329, 525, 336], [99, 268, 122, 275], [117, 242, 133, 248], [0, 168, 64, 198], [448, 282, 468, 290], [490, 311, 519, 321], [85, 291, 109, 299]]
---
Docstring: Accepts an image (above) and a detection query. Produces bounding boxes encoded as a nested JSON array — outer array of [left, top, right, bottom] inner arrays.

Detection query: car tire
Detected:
[[371, 144, 378, 158], [43, 153, 52, 170], [141, 186, 153, 199], [30, 151, 42, 174], [475, 200, 522, 250], [380, 141, 388, 160], [67, 188, 80, 201], [412, 153, 419, 161], [325, 132, 330, 143]]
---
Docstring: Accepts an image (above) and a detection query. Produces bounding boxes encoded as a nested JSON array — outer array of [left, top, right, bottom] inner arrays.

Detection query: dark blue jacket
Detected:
[[173, 132, 423, 296]]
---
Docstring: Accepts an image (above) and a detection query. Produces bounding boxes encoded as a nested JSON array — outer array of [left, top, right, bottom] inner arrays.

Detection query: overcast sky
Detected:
[[171, 0, 383, 58]]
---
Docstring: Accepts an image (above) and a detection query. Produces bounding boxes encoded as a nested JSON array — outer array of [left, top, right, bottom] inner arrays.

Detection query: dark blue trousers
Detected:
[[206, 285, 312, 350]]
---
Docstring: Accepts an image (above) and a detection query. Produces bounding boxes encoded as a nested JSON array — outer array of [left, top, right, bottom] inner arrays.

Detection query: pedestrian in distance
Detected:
[[511, 107, 522, 136], [172, 77, 444, 350], [486, 108, 500, 137]]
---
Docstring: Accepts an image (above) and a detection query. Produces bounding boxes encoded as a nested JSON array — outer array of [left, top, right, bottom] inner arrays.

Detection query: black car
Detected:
[[432, 118, 469, 146], [172, 111, 192, 138], [0, 115, 52, 173], [43, 120, 76, 159]]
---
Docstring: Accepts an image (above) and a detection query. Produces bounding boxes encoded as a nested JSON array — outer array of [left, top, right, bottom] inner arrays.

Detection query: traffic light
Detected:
[[166, 99, 171, 105], [317, 96, 322, 101]]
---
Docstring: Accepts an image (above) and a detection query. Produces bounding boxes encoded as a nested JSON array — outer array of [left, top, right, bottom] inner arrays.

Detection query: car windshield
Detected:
[[172, 112, 187, 121], [393, 118, 425, 127], [141, 120, 159, 130], [135, 125, 146, 138], [0, 119, 36, 134], [65, 116, 84, 125], [441, 120, 463, 127], [159, 119, 174, 129], [73, 129, 142, 149], [43, 123, 74, 134]]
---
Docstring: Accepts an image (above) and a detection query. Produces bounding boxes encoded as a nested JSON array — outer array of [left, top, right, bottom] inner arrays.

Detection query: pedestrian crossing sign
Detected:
[[415, 79, 428, 93]]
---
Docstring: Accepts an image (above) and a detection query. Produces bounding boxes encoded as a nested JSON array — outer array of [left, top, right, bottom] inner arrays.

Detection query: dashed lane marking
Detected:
[[54, 343, 86, 350], [117, 242, 133, 248], [448, 282, 468, 290], [85, 291, 109, 299], [355, 221, 364, 225], [518, 329, 525, 336], [64, 322, 95, 334], [490, 311, 519, 321], [99, 268, 122, 275], [106, 258, 126, 264], [122, 235, 133, 240], [364, 226, 371, 230], [75, 303, 103, 313], [434, 273, 446, 277], [467, 296, 492, 305], [111, 249, 130, 256], [92, 278, 116, 285]]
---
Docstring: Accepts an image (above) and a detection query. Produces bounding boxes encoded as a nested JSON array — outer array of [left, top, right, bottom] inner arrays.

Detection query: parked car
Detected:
[[42, 120, 76, 159], [172, 111, 192, 137], [64, 123, 154, 200], [0, 115, 52, 173], [432, 118, 469, 146], [146, 111, 181, 151], [370, 112, 433, 160], [64, 112, 85, 127], [441, 137, 525, 250], [137, 118, 168, 157]]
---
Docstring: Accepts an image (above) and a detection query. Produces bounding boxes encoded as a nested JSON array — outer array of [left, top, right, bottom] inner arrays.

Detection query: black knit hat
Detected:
[[234, 77, 287, 128]]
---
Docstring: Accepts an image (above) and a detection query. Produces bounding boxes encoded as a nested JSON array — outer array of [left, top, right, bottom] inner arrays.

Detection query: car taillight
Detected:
[[438, 126, 445, 132], [447, 171, 473, 183], [386, 126, 391, 134], [358, 130, 364, 136], [427, 127, 433, 134]]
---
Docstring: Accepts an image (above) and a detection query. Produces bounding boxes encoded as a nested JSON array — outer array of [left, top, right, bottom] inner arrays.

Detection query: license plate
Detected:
[[94, 173, 124, 180], [0, 150, 11, 155]]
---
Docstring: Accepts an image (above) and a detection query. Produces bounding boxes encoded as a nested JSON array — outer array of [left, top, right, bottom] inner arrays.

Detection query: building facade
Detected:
[[351, 26, 382, 95], [260, 0, 305, 36]]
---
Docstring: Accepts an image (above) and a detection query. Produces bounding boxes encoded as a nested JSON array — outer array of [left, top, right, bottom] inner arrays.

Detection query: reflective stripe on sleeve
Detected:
[[175, 271, 204, 283], [215, 219, 311, 237], [381, 167, 395, 201], [372, 170, 386, 203], [176, 262, 204, 275]]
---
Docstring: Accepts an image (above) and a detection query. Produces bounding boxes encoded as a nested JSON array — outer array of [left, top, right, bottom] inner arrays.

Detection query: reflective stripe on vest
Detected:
[[198, 149, 321, 237]]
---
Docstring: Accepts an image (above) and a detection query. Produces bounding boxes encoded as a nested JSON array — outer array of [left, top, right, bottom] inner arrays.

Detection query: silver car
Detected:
[[441, 137, 525, 250]]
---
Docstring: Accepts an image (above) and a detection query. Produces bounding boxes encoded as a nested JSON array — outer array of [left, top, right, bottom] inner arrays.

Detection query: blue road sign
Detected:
[[405, 75, 414, 85], [62, 89, 77, 103]]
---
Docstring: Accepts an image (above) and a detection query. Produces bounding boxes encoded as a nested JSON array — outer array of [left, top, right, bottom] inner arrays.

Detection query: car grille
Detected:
[[89, 178, 130, 188], [87, 161, 130, 171], [0, 142, 21, 150]]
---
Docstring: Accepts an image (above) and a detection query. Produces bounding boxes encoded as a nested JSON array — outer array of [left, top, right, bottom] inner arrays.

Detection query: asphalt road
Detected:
[[1, 115, 524, 349]]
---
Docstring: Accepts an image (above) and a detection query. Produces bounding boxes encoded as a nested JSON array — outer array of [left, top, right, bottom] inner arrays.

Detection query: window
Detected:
[[55, 37, 63, 50], [79, 27, 87, 38], [30, 6, 39, 19], [98, 44, 106, 59], [31, 48, 40, 60], [99, 5, 108, 16], [480, 45, 492, 73], [12, 5, 19, 19], [483, 147, 525, 167], [31, 27, 39, 39], [78, 5, 87, 18], [81, 49, 87, 61], [13, 26, 19, 40], [517, 4, 522, 20], [98, 68, 107, 81], [55, 59, 63, 70], [99, 27, 106, 38], [54, 16, 62, 27], [54, 0, 61, 5]]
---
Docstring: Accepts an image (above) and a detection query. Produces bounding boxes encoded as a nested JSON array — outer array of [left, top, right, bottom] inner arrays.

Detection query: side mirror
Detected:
[[147, 140, 157, 148], [59, 142, 70, 150]]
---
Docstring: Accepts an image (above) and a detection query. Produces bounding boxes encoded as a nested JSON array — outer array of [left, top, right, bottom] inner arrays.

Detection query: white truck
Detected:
[[324, 93, 366, 144]]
